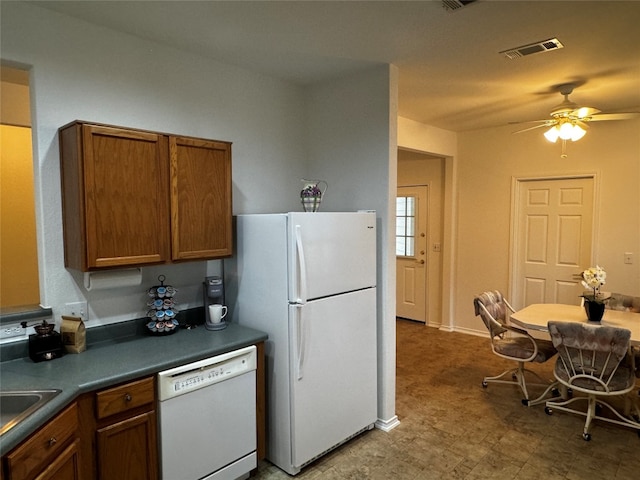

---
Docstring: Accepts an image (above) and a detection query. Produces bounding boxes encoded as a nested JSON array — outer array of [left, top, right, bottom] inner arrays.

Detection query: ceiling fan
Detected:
[[512, 83, 639, 157]]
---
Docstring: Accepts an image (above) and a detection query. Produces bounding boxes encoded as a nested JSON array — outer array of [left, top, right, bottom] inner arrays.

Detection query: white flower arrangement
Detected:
[[580, 265, 607, 303]]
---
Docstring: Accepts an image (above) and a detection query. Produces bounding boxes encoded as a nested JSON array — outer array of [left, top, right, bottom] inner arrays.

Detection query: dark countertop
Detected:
[[0, 322, 268, 455]]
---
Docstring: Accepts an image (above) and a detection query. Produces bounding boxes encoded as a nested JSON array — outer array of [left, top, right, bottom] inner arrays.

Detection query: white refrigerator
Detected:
[[227, 211, 378, 475]]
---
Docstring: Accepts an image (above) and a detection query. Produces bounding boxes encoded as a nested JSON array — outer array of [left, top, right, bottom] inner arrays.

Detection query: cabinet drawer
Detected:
[[96, 377, 154, 419], [5, 403, 78, 480]]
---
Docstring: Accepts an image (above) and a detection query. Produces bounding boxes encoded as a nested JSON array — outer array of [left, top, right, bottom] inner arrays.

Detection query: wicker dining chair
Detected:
[[544, 321, 640, 440], [474, 291, 558, 406]]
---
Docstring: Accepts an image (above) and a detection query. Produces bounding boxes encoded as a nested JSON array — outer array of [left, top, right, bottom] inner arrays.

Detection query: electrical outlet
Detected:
[[65, 301, 88, 321], [0, 323, 27, 340]]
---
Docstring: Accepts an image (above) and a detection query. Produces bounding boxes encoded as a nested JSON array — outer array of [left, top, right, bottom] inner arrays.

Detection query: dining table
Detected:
[[510, 303, 640, 346]]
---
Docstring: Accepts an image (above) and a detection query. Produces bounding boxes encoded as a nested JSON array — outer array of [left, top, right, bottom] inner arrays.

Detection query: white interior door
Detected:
[[396, 186, 428, 322], [512, 176, 595, 307]]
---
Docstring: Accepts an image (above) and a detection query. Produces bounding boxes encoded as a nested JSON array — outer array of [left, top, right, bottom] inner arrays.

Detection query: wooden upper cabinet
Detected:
[[60, 122, 171, 270], [59, 122, 232, 271], [170, 136, 232, 260]]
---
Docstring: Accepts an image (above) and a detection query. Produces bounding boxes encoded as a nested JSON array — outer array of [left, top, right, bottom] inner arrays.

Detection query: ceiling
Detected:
[[30, 0, 640, 132]]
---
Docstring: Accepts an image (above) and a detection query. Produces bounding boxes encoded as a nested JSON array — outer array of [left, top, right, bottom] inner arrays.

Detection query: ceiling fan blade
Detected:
[[573, 106, 600, 118], [508, 119, 551, 126], [512, 123, 552, 134], [589, 112, 640, 121]]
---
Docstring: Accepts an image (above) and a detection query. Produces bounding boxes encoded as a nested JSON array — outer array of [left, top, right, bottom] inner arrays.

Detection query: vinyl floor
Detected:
[[252, 318, 640, 479]]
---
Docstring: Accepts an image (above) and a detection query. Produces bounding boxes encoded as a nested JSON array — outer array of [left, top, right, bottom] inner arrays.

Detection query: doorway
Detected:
[[396, 186, 428, 322], [396, 149, 445, 326], [510, 175, 596, 307], [0, 65, 39, 307]]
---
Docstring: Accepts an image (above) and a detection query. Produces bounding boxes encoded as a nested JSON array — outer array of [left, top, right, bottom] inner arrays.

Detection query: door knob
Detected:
[[417, 259, 425, 264]]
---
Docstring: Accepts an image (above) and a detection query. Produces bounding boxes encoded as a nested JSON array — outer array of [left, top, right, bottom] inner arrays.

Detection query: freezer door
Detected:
[[288, 212, 376, 302], [289, 288, 377, 470]]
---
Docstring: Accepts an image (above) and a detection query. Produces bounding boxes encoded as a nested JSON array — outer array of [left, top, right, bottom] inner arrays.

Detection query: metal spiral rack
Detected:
[[145, 275, 179, 335]]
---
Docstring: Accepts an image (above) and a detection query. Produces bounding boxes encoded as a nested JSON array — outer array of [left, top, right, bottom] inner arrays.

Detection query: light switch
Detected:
[[624, 252, 633, 264]]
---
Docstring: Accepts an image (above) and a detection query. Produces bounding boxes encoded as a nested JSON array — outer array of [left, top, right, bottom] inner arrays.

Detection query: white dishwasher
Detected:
[[157, 345, 257, 480]]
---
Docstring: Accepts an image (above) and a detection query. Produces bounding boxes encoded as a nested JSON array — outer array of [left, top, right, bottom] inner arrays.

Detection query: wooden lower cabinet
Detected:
[[3, 345, 265, 480], [34, 439, 82, 480], [78, 376, 158, 480], [96, 411, 157, 480], [3, 403, 81, 480]]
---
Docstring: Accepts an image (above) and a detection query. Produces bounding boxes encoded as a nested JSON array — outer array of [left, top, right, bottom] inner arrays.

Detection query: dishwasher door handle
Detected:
[[157, 345, 257, 401]]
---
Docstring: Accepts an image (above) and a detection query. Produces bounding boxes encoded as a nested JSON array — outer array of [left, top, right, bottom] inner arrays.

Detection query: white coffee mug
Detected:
[[208, 304, 228, 324]]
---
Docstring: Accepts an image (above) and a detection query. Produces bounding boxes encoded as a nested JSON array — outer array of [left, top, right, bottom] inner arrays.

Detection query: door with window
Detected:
[[396, 186, 428, 322]]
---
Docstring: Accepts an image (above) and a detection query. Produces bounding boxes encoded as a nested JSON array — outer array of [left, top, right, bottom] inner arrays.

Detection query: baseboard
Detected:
[[449, 325, 488, 338], [375, 415, 400, 432]]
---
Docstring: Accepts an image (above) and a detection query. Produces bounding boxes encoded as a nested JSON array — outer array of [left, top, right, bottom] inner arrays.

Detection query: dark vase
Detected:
[[584, 299, 605, 322]]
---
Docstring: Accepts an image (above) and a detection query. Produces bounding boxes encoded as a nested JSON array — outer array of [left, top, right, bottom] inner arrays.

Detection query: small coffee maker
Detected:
[[203, 276, 227, 330]]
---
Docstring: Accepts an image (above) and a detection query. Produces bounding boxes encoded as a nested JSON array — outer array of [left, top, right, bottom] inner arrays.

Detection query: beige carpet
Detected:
[[253, 319, 640, 479]]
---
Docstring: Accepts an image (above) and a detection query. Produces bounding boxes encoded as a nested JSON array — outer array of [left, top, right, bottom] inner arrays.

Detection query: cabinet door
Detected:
[[79, 124, 170, 269], [170, 136, 232, 260], [5, 403, 78, 480], [34, 439, 81, 480], [96, 411, 158, 480]]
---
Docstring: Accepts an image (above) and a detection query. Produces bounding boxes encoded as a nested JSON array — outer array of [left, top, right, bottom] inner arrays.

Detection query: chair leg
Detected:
[[584, 395, 597, 440], [484, 362, 557, 406], [482, 367, 520, 387], [525, 381, 559, 407], [519, 366, 559, 406], [546, 394, 640, 440]]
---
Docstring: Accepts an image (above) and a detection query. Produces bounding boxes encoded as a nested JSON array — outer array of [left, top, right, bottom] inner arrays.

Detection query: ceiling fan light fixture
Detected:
[[558, 121, 575, 140], [544, 122, 586, 144], [544, 126, 560, 143], [570, 124, 587, 141]]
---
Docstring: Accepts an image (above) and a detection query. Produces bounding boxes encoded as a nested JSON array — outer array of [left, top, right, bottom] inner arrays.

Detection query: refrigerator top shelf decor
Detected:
[[300, 179, 327, 212]]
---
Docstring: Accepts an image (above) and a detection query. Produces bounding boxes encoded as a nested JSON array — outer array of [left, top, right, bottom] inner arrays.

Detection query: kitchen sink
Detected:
[[0, 389, 62, 436]]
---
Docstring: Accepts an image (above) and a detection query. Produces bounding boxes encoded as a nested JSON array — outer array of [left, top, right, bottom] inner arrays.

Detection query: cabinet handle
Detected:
[[48, 437, 57, 447], [124, 393, 132, 402]]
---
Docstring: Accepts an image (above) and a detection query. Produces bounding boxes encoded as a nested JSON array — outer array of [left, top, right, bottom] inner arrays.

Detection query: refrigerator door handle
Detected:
[[295, 225, 308, 303], [293, 304, 306, 380]]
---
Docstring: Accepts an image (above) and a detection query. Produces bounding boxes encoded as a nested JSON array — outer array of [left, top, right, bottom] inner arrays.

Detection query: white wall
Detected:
[[398, 115, 640, 338], [456, 120, 640, 335], [397, 118, 458, 330], [305, 65, 399, 428], [0, 2, 306, 324], [1, 1, 397, 428]]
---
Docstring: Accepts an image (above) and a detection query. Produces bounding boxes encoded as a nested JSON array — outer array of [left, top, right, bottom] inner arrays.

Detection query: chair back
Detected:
[[474, 291, 508, 337], [606, 292, 640, 313], [547, 321, 633, 393]]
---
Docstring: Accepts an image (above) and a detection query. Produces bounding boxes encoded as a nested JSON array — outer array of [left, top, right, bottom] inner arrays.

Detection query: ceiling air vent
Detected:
[[500, 38, 564, 59], [442, 0, 477, 11]]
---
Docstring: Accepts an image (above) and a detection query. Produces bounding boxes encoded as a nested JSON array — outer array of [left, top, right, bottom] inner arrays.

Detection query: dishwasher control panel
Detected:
[[157, 345, 257, 401]]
